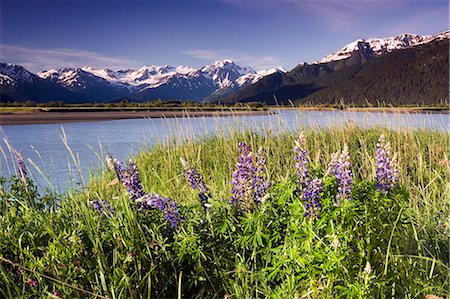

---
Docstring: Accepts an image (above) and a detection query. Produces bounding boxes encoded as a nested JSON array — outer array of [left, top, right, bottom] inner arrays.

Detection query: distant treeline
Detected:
[[2, 100, 448, 110], [0, 99, 267, 108]]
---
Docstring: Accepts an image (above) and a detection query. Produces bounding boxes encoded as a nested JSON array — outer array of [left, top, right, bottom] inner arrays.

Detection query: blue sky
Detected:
[[1, 0, 448, 72]]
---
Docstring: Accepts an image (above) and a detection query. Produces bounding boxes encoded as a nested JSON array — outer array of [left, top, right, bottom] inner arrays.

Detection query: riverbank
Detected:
[[0, 109, 273, 125], [282, 106, 450, 113]]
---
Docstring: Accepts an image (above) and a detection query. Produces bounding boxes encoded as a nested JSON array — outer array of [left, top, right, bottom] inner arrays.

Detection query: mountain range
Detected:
[[0, 59, 286, 103], [220, 30, 449, 105], [0, 30, 448, 105]]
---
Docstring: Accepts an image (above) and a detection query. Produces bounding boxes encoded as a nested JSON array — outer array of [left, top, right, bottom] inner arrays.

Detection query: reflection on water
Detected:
[[0, 109, 448, 192]]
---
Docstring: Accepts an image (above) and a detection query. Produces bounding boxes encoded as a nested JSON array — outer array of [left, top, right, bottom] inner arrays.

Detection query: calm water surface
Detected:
[[1, 109, 448, 192]]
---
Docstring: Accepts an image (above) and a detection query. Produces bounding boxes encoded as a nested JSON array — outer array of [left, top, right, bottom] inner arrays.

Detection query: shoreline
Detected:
[[0, 110, 273, 126], [0, 106, 448, 126], [277, 106, 450, 114]]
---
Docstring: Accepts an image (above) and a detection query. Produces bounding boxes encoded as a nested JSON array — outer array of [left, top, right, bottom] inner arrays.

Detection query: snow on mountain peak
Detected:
[[0, 63, 34, 84], [319, 31, 448, 64], [6, 58, 288, 101], [235, 66, 287, 87], [201, 60, 256, 88], [210, 59, 235, 67], [175, 65, 198, 75]]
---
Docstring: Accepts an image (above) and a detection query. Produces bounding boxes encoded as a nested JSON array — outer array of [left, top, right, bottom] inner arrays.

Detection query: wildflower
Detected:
[[121, 160, 147, 201], [106, 156, 181, 228], [106, 155, 123, 178], [231, 142, 254, 206], [108, 157, 145, 201], [53, 291, 61, 298], [335, 144, 353, 202], [138, 192, 181, 227], [91, 199, 115, 215], [254, 147, 271, 204], [326, 151, 340, 176], [231, 142, 270, 209], [180, 158, 211, 209], [375, 134, 399, 192], [363, 261, 373, 286], [302, 177, 323, 219], [294, 132, 309, 188], [26, 278, 38, 287], [363, 261, 372, 276]]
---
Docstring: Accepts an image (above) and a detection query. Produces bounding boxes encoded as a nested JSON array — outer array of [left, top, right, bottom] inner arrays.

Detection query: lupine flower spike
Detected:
[[335, 144, 353, 203], [231, 142, 270, 210], [122, 160, 146, 201], [231, 142, 255, 209], [180, 157, 211, 209], [375, 134, 399, 192], [302, 177, 324, 219], [107, 156, 181, 227], [137, 193, 181, 228], [107, 156, 145, 201], [294, 132, 309, 189], [107, 156, 123, 180], [326, 151, 340, 176], [254, 147, 271, 205]]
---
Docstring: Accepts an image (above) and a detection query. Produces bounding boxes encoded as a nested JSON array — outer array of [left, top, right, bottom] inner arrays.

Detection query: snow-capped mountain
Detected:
[[81, 65, 203, 89], [0, 63, 74, 102], [201, 60, 255, 88], [0, 63, 35, 86], [218, 30, 449, 105], [7, 59, 279, 102], [202, 66, 287, 103], [37, 68, 131, 101], [2, 30, 447, 103], [132, 74, 218, 101], [39, 68, 125, 89], [235, 67, 287, 87], [319, 30, 449, 63], [129, 60, 261, 101], [79, 60, 257, 91]]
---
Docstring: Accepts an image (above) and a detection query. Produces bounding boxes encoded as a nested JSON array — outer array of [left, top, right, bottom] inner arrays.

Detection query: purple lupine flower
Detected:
[[91, 199, 115, 215], [375, 134, 399, 192], [294, 132, 309, 188], [107, 156, 181, 227], [254, 147, 271, 204], [108, 158, 146, 201], [335, 144, 353, 202], [181, 158, 211, 209], [231, 142, 270, 209], [139, 192, 181, 227], [115, 159, 146, 201], [302, 177, 323, 219], [231, 142, 255, 206], [107, 156, 123, 179], [327, 151, 340, 176]]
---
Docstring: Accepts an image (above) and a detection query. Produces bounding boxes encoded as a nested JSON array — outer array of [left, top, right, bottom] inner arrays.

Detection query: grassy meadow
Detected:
[[0, 124, 449, 298]]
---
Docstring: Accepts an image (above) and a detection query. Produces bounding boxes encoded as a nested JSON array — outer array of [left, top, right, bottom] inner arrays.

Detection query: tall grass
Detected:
[[0, 124, 448, 298]]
